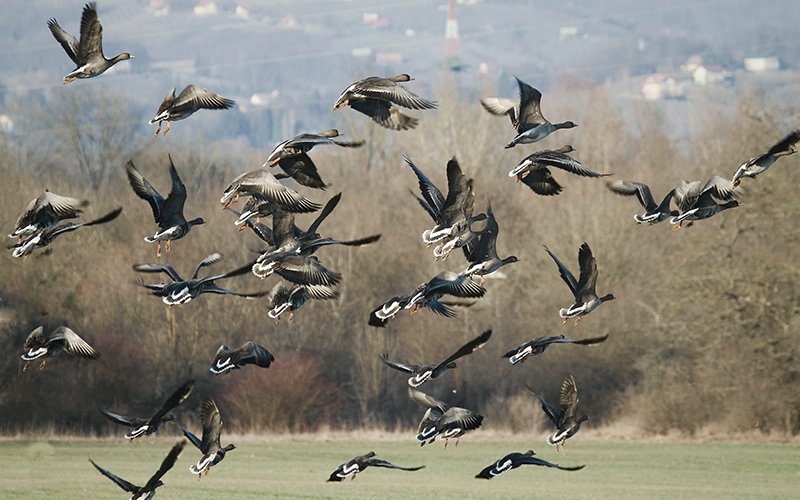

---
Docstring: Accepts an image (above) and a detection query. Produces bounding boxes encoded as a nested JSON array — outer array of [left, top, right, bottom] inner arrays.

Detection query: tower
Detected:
[[445, 0, 459, 58]]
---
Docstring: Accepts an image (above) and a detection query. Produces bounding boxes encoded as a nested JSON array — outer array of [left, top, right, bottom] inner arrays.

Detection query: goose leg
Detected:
[[22, 360, 31, 372], [39, 359, 46, 371], [157, 241, 162, 257], [289, 312, 294, 322], [165, 238, 171, 253], [154, 122, 162, 137], [163, 121, 171, 135]]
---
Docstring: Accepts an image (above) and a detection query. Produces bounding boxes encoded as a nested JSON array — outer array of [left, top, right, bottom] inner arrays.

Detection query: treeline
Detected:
[[0, 79, 798, 438]]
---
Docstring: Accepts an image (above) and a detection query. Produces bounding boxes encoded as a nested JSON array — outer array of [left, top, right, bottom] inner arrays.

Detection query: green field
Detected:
[[2, 437, 798, 499]]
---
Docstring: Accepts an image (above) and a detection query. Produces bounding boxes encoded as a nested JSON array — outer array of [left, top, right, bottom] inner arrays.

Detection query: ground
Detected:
[[2, 433, 798, 499]]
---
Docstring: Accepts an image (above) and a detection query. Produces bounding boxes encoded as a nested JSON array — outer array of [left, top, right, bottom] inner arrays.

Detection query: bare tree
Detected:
[[47, 86, 140, 190]]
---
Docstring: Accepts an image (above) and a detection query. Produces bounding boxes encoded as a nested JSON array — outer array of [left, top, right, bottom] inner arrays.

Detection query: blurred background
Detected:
[[0, 0, 798, 439]]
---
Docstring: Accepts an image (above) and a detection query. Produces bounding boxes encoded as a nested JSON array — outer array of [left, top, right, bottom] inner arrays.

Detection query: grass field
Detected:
[[2, 436, 798, 499]]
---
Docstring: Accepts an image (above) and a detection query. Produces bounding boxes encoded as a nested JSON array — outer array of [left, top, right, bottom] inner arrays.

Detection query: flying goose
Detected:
[[606, 180, 679, 225], [125, 157, 205, 256], [475, 450, 585, 479], [532, 376, 588, 453], [182, 399, 236, 480], [406, 155, 485, 259], [264, 129, 364, 188], [544, 243, 615, 325], [381, 329, 492, 387], [210, 341, 274, 375], [461, 202, 519, 285], [20, 326, 100, 372], [333, 74, 437, 130], [149, 85, 235, 136], [9, 207, 121, 258], [9, 190, 89, 240], [134, 253, 267, 306], [670, 176, 740, 231], [220, 169, 321, 213], [48, 2, 134, 84], [100, 379, 194, 440], [408, 387, 484, 447], [327, 451, 424, 482], [90, 441, 184, 500], [732, 129, 800, 187], [503, 334, 609, 365], [266, 281, 338, 323], [481, 77, 577, 148], [509, 146, 610, 196]]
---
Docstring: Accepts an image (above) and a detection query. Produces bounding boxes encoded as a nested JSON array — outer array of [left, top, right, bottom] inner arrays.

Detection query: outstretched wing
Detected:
[[606, 180, 657, 212], [151, 379, 195, 423], [404, 155, 445, 221], [575, 243, 598, 300], [191, 253, 224, 280], [544, 245, 578, 297], [160, 156, 189, 223], [54, 326, 100, 360], [238, 341, 275, 368], [407, 387, 449, 414], [48, 19, 79, 64], [518, 454, 585, 471], [143, 441, 185, 491], [559, 376, 580, 422], [304, 192, 342, 237], [365, 458, 425, 472], [99, 408, 140, 427], [439, 329, 492, 367], [527, 384, 562, 426], [199, 399, 223, 453], [44, 207, 122, 242], [90, 459, 138, 493], [515, 77, 546, 131], [133, 263, 183, 281], [380, 354, 418, 375], [180, 426, 203, 450], [125, 160, 165, 224]]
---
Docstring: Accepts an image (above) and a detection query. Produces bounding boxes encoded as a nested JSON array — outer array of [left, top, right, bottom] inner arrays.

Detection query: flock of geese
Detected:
[[8, 2, 800, 497]]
